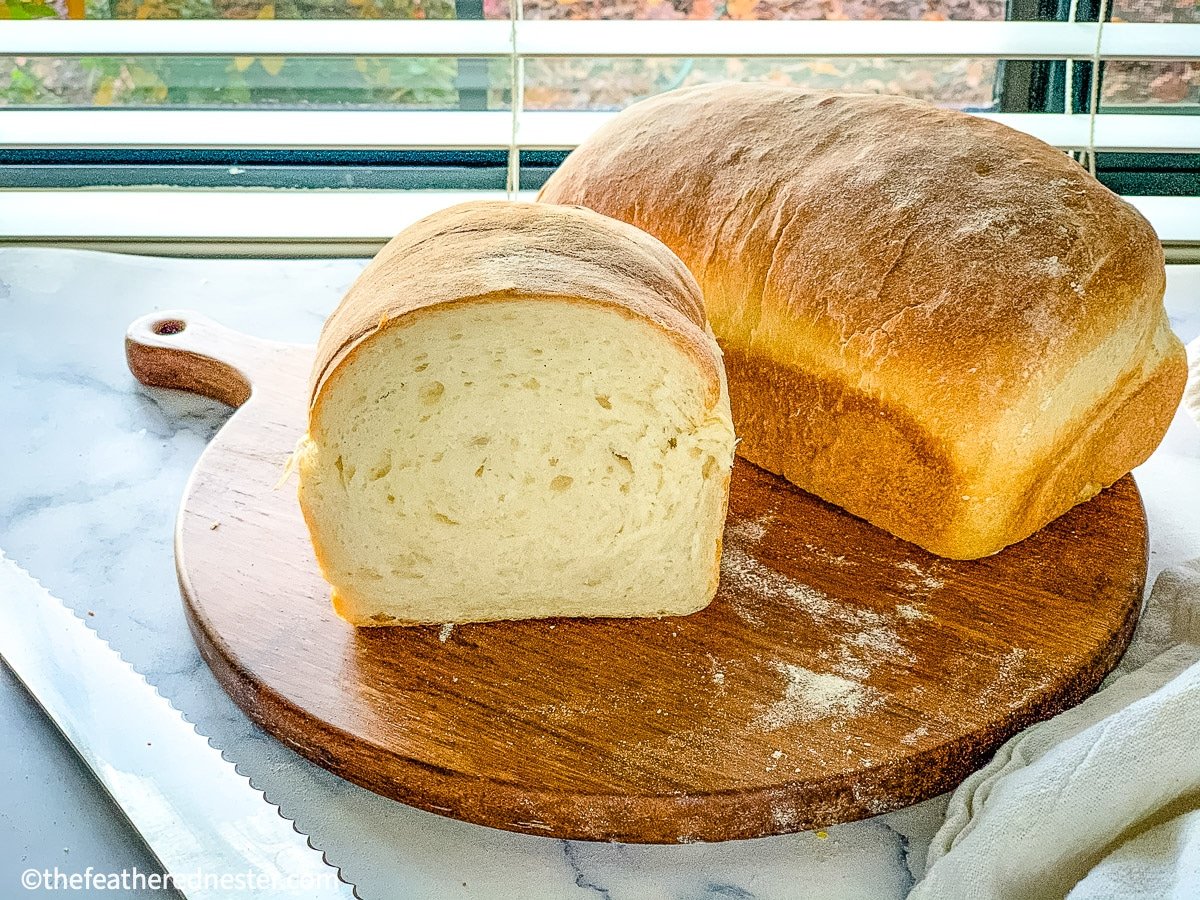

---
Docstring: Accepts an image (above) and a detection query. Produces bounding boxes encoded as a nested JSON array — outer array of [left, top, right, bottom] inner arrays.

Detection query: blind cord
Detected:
[[1065, 0, 1079, 122], [506, 0, 524, 199], [1067, 0, 1107, 176], [1087, 0, 1109, 177]]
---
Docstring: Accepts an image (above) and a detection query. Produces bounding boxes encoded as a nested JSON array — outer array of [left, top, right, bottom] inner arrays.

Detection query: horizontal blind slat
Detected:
[[0, 190, 1192, 243], [0, 20, 513, 58], [3, 110, 1198, 153], [1, 20, 1197, 61]]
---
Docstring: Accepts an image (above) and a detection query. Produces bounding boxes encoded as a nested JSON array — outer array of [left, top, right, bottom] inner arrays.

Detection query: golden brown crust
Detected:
[[540, 83, 1187, 558], [309, 201, 719, 413], [721, 345, 965, 554]]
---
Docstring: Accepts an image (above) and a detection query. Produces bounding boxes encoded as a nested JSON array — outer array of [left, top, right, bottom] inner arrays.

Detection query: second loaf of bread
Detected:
[[540, 84, 1187, 559]]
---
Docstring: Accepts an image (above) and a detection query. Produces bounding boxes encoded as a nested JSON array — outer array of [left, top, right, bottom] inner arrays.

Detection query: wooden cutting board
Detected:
[[127, 310, 1148, 844]]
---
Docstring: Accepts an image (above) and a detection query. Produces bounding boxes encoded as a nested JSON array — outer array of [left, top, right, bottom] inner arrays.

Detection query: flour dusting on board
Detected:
[[803, 543, 853, 567], [721, 536, 922, 685], [727, 512, 773, 544], [895, 559, 946, 593], [756, 662, 873, 731], [705, 652, 728, 689], [721, 545, 833, 626], [901, 725, 929, 746]]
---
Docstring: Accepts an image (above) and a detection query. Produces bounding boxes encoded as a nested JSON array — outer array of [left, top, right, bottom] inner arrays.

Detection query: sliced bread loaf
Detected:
[[297, 201, 736, 625]]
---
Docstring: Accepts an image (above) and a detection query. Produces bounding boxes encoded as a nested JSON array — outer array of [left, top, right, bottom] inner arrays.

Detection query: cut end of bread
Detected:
[[299, 298, 734, 625]]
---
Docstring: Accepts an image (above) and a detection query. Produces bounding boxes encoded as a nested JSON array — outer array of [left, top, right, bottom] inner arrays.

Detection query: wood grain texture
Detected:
[[126, 309, 1149, 844]]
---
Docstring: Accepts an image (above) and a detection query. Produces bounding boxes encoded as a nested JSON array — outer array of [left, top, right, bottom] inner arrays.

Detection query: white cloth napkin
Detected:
[[910, 347, 1200, 900], [1186, 337, 1200, 426], [910, 560, 1200, 900]]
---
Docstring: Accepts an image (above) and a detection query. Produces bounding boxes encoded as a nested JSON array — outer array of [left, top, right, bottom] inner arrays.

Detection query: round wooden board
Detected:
[[127, 310, 1148, 844]]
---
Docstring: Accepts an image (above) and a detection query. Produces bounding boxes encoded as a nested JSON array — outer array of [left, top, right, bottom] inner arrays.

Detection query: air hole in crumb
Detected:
[[531, 348, 543, 356], [548, 457, 559, 467], [474, 465, 485, 478], [433, 512, 459, 525], [611, 452, 633, 477], [386, 494, 396, 504], [702, 456, 718, 479], [431, 452, 444, 463], [524, 377, 540, 390], [153, 319, 186, 336], [414, 363, 429, 372], [595, 395, 612, 409], [471, 435, 490, 446], [449, 332, 463, 341], [550, 475, 573, 492], [668, 437, 678, 449], [334, 456, 355, 485], [689, 446, 703, 458], [368, 452, 392, 481], [420, 381, 445, 405]]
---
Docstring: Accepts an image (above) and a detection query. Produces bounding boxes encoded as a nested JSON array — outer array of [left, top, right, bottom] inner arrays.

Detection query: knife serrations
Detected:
[[0, 552, 359, 900]]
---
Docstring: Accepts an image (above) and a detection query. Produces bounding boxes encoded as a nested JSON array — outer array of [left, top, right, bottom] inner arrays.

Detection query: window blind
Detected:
[[0, 18, 1196, 255]]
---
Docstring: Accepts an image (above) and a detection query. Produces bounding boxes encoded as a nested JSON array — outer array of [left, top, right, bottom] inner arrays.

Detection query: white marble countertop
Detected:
[[0, 248, 1197, 900]]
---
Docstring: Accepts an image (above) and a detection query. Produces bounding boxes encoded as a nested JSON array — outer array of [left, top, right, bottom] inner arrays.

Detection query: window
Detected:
[[0, 0, 1196, 255]]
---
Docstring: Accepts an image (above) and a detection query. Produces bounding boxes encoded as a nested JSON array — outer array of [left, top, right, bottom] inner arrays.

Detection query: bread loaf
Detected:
[[540, 83, 1186, 559], [297, 201, 735, 625]]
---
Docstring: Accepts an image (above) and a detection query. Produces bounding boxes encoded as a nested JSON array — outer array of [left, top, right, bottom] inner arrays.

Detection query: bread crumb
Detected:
[[438, 623, 454, 643], [210, 521, 220, 530], [815, 830, 829, 840]]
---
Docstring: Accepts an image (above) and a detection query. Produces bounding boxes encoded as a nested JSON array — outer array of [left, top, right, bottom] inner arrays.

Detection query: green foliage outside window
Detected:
[[1, 0, 463, 108]]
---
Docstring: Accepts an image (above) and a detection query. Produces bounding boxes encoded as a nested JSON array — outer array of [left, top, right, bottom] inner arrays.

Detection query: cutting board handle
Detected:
[[126, 310, 290, 408]]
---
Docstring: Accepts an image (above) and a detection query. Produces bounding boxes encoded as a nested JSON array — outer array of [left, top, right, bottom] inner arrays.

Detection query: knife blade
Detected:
[[0, 551, 357, 900]]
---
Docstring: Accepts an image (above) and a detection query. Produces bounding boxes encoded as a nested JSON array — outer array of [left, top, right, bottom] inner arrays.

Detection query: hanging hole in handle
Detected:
[[153, 319, 187, 336]]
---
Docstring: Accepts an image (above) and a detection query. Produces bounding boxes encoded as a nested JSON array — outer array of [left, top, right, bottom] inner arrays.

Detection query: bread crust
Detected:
[[308, 201, 720, 417], [539, 83, 1187, 558]]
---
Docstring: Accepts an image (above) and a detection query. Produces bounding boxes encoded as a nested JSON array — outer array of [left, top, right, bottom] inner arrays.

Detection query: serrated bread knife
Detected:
[[0, 551, 357, 900]]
